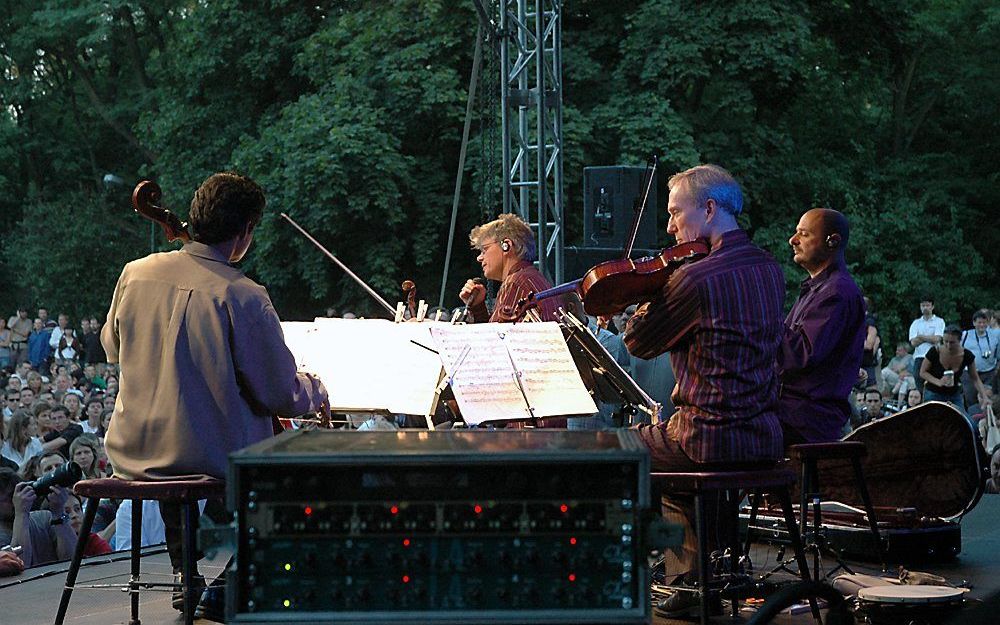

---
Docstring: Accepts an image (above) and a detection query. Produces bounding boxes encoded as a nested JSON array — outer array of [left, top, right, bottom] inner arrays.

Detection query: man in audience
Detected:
[[0, 467, 76, 568], [27, 319, 52, 370], [962, 309, 999, 407], [882, 342, 914, 393], [865, 388, 890, 420], [909, 298, 945, 392], [7, 308, 32, 366], [41, 406, 82, 458], [48, 313, 70, 353]]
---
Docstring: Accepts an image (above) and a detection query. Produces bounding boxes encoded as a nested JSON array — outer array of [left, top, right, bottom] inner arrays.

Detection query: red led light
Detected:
[[390, 505, 399, 515], [559, 504, 569, 514], [569, 537, 577, 546], [402, 538, 411, 547], [568, 573, 576, 582], [473, 504, 483, 514], [304, 506, 313, 516], [402, 575, 411, 583]]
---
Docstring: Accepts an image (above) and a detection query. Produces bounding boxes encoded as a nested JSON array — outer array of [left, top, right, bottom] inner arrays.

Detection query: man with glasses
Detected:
[[3, 392, 19, 420], [458, 212, 560, 323]]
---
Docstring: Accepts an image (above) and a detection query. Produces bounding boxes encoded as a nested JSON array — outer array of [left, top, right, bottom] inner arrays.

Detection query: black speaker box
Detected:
[[582, 166, 658, 250]]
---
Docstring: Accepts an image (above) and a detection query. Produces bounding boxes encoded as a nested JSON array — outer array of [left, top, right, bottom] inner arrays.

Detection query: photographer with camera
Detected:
[[0, 465, 78, 568]]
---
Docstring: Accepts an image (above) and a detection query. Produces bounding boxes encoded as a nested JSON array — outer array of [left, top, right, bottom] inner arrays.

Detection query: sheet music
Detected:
[[281, 319, 444, 415], [430, 323, 596, 424]]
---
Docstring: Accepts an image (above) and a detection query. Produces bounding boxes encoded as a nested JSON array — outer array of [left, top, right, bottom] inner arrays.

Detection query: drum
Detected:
[[857, 585, 966, 625]]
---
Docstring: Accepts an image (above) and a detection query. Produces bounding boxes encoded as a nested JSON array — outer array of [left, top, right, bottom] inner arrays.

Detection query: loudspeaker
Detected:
[[583, 166, 658, 250]]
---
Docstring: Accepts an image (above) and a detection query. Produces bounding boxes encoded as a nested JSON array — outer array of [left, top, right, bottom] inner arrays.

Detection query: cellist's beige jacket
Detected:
[[102, 241, 326, 480]]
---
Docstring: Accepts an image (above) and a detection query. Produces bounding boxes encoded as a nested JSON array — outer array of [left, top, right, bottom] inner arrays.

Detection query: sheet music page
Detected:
[[281, 319, 444, 415], [504, 322, 598, 417], [429, 322, 596, 424], [429, 324, 527, 424]]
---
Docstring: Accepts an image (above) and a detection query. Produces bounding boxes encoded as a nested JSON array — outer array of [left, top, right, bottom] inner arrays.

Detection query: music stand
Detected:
[[557, 310, 661, 426]]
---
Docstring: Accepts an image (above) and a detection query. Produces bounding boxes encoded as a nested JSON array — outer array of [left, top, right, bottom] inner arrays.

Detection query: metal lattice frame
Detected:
[[500, 0, 564, 284]]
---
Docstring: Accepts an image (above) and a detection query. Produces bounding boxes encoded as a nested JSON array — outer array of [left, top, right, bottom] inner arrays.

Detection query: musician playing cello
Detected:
[[623, 164, 786, 617], [458, 213, 561, 323], [102, 172, 329, 618]]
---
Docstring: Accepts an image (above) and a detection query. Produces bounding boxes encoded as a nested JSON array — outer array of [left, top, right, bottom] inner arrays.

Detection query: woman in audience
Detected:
[[62, 391, 84, 422], [63, 492, 113, 557], [905, 388, 923, 409], [69, 435, 102, 479], [81, 399, 103, 434], [25, 372, 44, 395], [920, 324, 990, 419], [98, 409, 113, 439], [32, 402, 53, 438], [1, 410, 44, 471]]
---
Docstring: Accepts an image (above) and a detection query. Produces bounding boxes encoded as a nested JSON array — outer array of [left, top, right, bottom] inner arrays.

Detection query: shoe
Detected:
[[654, 587, 724, 619], [193, 582, 226, 623], [171, 572, 207, 611]]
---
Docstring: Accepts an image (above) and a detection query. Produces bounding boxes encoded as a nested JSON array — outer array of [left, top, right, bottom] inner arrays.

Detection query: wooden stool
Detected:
[[651, 467, 816, 625], [789, 441, 886, 577], [54, 477, 226, 625]]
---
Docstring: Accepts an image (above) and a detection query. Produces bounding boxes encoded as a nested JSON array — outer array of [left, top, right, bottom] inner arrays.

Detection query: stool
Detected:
[[789, 441, 886, 578], [651, 467, 816, 625], [54, 477, 226, 625]]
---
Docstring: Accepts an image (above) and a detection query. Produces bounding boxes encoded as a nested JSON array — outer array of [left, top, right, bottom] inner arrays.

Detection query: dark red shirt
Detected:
[[469, 261, 561, 323], [624, 229, 785, 464]]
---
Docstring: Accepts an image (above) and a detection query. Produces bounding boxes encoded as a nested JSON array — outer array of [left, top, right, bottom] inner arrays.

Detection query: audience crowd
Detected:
[[2, 298, 999, 577]]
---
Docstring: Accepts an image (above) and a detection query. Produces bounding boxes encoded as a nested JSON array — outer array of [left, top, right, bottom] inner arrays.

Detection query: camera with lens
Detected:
[[30, 461, 83, 498]]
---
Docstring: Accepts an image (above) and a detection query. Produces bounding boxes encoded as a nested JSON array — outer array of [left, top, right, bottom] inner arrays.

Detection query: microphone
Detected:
[[459, 278, 486, 323]]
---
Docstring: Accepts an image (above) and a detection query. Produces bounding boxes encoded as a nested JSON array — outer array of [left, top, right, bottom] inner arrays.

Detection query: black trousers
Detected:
[[160, 498, 229, 573]]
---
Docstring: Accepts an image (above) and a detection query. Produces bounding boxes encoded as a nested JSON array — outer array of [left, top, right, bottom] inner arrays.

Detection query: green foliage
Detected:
[[0, 0, 996, 346]]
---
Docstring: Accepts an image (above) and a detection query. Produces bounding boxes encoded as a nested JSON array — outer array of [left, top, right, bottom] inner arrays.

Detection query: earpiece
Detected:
[[500, 239, 511, 252], [826, 234, 841, 249]]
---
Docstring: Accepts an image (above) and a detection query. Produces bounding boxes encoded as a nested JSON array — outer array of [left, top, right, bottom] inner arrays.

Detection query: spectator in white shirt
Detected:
[[909, 297, 945, 392], [961, 309, 999, 407]]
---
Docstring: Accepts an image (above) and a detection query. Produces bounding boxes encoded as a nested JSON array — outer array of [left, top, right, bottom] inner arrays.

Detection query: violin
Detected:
[[518, 240, 709, 318], [516, 154, 709, 318], [132, 181, 190, 242]]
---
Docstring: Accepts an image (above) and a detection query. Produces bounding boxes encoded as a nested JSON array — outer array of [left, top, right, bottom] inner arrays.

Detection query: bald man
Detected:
[[777, 208, 866, 444]]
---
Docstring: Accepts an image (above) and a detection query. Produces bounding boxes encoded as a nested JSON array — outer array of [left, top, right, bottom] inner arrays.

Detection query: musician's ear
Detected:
[[703, 198, 717, 222]]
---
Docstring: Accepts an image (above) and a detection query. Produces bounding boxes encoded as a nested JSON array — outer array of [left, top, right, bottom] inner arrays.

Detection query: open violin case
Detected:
[[741, 402, 990, 563]]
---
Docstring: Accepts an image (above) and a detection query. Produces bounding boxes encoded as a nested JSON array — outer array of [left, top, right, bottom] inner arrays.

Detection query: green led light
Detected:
[[283, 599, 291, 608], [284, 563, 292, 571]]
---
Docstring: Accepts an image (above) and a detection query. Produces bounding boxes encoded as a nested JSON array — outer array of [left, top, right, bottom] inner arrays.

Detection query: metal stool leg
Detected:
[[181, 502, 198, 625], [129, 498, 142, 625], [852, 457, 887, 571], [54, 496, 100, 625], [776, 486, 821, 621], [694, 492, 710, 625], [742, 489, 760, 566], [728, 489, 741, 618]]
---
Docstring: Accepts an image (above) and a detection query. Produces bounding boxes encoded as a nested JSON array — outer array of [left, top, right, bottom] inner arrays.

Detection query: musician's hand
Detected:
[[459, 279, 486, 307]]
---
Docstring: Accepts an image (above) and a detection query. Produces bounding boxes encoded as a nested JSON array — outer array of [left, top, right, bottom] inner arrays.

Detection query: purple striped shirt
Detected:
[[624, 229, 785, 464]]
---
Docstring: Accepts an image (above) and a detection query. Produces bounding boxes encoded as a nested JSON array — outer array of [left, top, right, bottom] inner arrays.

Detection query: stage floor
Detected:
[[3, 496, 998, 624]]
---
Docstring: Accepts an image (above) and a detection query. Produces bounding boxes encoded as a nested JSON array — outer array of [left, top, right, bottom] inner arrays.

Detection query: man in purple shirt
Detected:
[[624, 164, 785, 617], [778, 208, 866, 444]]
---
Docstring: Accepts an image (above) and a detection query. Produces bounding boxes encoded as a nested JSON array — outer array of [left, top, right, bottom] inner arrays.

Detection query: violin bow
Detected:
[[280, 213, 397, 316]]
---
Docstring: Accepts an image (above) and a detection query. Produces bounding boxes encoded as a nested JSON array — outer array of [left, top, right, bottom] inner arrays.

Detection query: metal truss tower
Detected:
[[499, 0, 564, 284]]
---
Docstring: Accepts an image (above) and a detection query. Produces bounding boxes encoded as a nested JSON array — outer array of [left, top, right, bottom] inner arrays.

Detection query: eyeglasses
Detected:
[[478, 240, 502, 254]]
